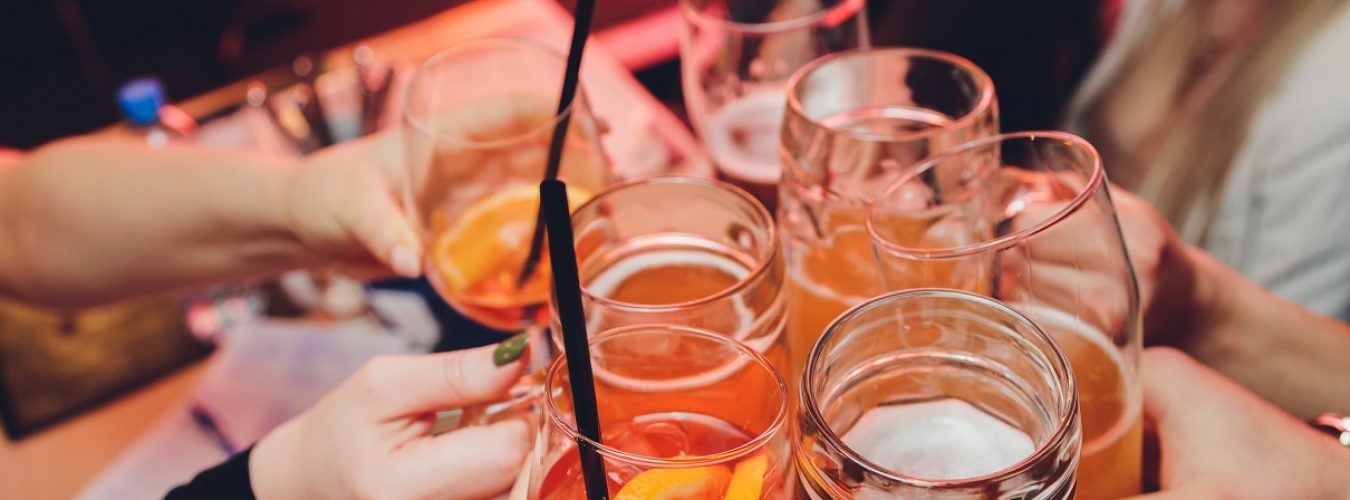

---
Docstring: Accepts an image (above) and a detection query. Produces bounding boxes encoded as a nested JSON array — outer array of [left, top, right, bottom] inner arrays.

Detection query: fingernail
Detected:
[[493, 333, 529, 367], [391, 245, 420, 278]]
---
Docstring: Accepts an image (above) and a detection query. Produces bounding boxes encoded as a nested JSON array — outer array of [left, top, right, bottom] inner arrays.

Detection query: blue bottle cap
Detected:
[[117, 77, 165, 127]]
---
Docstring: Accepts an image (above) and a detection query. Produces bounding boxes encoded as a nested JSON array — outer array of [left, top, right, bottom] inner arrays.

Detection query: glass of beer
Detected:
[[560, 176, 787, 371], [798, 289, 1080, 499], [865, 132, 1141, 498], [679, 0, 868, 211], [780, 47, 998, 380], [532, 325, 792, 499], [401, 37, 612, 336]]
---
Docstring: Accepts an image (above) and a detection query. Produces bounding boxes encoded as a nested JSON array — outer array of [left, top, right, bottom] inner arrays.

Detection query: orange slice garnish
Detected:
[[614, 465, 732, 500], [431, 184, 591, 294], [723, 453, 768, 500]]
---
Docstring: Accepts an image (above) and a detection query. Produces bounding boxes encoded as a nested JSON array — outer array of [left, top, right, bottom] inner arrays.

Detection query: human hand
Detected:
[[1004, 183, 1218, 344], [1128, 348, 1350, 499], [248, 336, 533, 499], [282, 135, 423, 280]]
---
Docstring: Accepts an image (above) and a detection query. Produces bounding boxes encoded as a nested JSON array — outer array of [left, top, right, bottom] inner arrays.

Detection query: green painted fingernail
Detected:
[[493, 333, 529, 367]]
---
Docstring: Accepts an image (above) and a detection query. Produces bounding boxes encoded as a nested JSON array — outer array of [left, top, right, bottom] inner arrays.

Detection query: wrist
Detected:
[[1173, 246, 1233, 346], [249, 414, 304, 499]]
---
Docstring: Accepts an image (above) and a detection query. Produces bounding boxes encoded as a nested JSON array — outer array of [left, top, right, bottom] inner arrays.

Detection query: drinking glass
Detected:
[[680, 0, 869, 211], [798, 289, 1080, 499], [402, 37, 612, 338], [865, 132, 1142, 498], [532, 325, 792, 499], [559, 176, 786, 370], [780, 47, 998, 379]]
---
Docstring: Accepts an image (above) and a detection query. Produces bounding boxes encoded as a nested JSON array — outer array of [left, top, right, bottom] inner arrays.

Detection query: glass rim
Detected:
[[542, 324, 790, 467], [801, 288, 1079, 489], [572, 176, 779, 312], [785, 46, 996, 143], [401, 36, 576, 149], [866, 131, 1106, 260], [678, 0, 865, 35]]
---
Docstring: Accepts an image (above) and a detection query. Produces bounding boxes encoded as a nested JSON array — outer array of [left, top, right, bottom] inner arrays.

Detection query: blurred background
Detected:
[[0, 0, 1108, 148]]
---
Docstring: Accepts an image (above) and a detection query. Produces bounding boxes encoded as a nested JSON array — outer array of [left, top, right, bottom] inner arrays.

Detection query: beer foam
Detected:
[[586, 249, 749, 296], [786, 264, 872, 305], [841, 398, 1035, 480], [585, 249, 780, 392], [704, 89, 787, 184]]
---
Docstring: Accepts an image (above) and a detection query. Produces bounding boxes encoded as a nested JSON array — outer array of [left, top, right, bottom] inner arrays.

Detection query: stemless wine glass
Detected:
[[402, 37, 612, 340], [798, 289, 1080, 499], [680, 0, 869, 210], [865, 132, 1142, 499], [779, 47, 998, 379], [532, 325, 792, 499], [559, 176, 786, 370]]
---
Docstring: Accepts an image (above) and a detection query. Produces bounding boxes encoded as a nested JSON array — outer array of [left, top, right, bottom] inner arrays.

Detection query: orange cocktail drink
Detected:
[[402, 37, 611, 333], [560, 177, 788, 373], [532, 326, 792, 499]]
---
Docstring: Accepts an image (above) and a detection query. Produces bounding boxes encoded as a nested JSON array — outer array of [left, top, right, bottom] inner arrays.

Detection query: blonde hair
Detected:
[[1074, 0, 1347, 242]]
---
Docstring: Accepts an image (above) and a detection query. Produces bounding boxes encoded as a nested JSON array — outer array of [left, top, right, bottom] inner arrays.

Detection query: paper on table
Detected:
[[77, 290, 434, 500]]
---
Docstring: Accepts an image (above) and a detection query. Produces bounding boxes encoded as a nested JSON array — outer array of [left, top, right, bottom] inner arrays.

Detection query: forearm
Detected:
[[0, 138, 319, 307], [1181, 246, 1350, 419]]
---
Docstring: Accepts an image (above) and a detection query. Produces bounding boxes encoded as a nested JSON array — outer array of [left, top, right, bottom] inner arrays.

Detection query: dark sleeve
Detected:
[[164, 446, 257, 500]]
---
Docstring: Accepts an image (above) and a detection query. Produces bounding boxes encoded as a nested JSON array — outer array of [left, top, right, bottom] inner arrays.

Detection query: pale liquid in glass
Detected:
[[580, 235, 788, 373], [782, 105, 955, 379], [703, 89, 788, 210]]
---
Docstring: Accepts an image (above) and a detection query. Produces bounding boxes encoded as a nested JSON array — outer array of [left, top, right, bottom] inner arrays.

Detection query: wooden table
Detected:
[[0, 1, 697, 498], [0, 364, 205, 499]]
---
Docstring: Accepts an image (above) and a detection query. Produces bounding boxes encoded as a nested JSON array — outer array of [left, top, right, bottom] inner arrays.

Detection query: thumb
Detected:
[[345, 177, 423, 279], [347, 335, 531, 418], [396, 419, 532, 500]]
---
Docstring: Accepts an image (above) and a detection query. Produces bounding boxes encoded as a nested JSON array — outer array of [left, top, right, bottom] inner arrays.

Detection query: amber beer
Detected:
[[1024, 306, 1143, 498], [561, 177, 788, 373], [866, 133, 1145, 499], [778, 47, 999, 380]]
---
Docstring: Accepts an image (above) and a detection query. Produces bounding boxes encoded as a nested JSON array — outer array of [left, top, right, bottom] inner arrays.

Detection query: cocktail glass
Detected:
[[532, 325, 792, 499]]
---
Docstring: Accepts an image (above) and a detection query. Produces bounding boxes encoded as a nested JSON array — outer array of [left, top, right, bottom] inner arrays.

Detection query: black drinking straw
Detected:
[[516, 0, 597, 287], [541, 179, 609, 500], [526, 1, 607, 498]]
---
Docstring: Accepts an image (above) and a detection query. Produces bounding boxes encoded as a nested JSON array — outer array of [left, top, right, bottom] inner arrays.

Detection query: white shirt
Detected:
[[1204, 5, 1350, 320], [1067, 1, 1350, 320]]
